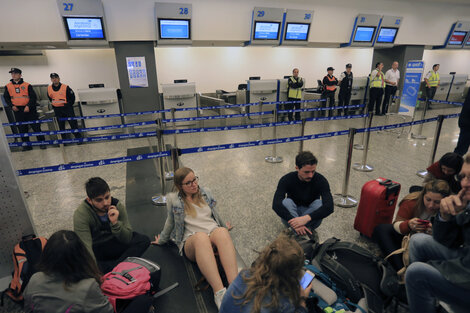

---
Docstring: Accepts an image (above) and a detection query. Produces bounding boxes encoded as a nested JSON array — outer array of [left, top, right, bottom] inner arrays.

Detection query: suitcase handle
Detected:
[[21, 234, 36, 241], [379, 179, 392, 186]]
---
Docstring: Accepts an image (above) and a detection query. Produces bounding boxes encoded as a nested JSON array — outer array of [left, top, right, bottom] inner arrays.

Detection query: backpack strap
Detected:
[[153, 282, 179, 299]]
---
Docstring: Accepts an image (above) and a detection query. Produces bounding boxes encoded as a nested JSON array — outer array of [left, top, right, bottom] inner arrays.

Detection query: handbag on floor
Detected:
[[385, 234, 411, 284]]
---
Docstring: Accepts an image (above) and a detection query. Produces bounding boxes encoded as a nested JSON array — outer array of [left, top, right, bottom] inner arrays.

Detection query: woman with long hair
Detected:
[[373, 179, 450, 271], [220, 232, 312, 313], [152, 167, 238, 309], [424, 152, 462, 193], [24, 230, 113, 313]]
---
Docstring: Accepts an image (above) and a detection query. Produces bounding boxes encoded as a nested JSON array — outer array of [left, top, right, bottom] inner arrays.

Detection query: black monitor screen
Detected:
[[376, 27, 398, 43], [448, 31, 467, 45], [253, 21, 281, 40], [159, 19, 190, 39], [64, 17, 105, 40], [353, 26, 376, 43], [284, 23, 310, 41]]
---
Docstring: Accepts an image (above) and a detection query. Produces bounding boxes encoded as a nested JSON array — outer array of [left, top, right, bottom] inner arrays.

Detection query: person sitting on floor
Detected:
[[424, 152, 462, 194], [151, 167, 238, 309], [24, 230, 114, 313], [272, 151, 334, 238], [219, 232, 312, 313], [373, 179, 450, 271], [405, 154, 470, 313], [73, 177, 150, 273]]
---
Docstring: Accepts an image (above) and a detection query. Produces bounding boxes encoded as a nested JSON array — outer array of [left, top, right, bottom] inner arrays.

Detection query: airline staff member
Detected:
[[322, 67, 338, 117], [3, 68, 46, 151], [381, 61, 400, 115], [338, 63, 353, 116], [47, 73, 82, 141], [287, 68, 304, 121], [368, 62, 385, 115], [424, 64, 440, 110]]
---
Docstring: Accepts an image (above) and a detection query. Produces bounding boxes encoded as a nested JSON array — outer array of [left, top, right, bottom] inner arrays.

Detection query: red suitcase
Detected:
[[354, 177, 401, 238]]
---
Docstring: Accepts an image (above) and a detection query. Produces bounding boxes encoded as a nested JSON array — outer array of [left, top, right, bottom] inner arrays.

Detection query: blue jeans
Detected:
[[406, 233, 470, 313], [281, 198, 322, 230]]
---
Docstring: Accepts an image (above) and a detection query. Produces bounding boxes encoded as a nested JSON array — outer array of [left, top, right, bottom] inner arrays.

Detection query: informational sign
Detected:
[[376, 28, 398, 43], [254, 21, 281, 40], [448, 31, 467, 45], [354, 26, 376, 42], [65, 17, 104, 39], [284, 23, 309, 40], [126, 57, 148, 88], [399, 60, 425, 117], [159, 19, 190, 39]]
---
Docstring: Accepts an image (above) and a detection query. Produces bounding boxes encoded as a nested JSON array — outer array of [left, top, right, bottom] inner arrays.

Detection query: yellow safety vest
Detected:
[[287, 76, 302, 99], [427, 71, 439, 87], [369, 71, 385, 88]]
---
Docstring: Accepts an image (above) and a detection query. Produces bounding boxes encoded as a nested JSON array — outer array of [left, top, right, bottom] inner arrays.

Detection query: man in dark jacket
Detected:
[[454, 91, 470, 156], [405, 154, 470, 313], [338, 63, 353, 116]]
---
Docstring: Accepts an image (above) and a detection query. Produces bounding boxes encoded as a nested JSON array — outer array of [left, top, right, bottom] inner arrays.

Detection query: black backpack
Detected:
[[312, 238, 399, 313]]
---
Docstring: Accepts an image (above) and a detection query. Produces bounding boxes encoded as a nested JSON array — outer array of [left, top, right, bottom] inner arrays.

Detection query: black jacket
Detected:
[[458, 90, 470, 129]]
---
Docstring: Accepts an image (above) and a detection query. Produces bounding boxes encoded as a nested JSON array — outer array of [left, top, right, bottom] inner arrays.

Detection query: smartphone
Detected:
[[300, 271, 315, 289], [418, 219, 430, 225]]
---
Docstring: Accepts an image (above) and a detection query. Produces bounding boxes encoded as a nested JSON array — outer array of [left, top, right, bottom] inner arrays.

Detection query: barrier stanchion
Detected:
[[411, 100, 428, 139], [353, 113, 374, 172], [265, 109, 283, 163], [334, 128, 358, 208], [299, 118, 306, 153], [416, 114, 445, 178], [53, 117, 68, 164], [171, 147, 181, 172], [151, 120, 167, 206], [354, 110, 367, 150]]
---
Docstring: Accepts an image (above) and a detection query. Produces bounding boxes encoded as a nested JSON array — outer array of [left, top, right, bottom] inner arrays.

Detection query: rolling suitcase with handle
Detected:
[[354, 178, 401, 238]]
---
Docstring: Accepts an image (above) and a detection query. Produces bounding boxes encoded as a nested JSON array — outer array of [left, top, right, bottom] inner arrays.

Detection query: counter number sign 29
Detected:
[[63, 2, 73, 11], [179, 7, 189, 15]]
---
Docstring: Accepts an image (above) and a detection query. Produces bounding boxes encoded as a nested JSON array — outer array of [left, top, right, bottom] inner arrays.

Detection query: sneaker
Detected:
[[214, 287, 226, 310]]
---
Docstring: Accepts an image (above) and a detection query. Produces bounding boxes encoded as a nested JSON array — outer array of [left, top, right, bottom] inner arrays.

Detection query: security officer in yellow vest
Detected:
[[47, 73, 82, 141], [424, 64, 440, 110], [3, 68, 46, 151], [287, 68, 304, 121], [368, 62, 385, 115]]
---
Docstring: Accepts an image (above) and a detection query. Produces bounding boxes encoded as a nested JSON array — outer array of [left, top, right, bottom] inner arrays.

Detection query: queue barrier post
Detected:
[[53, 117, 68, 164], [299, 118, 306, 153], [354, 111, 368, 150], [151, 119, 167, 206], [265, 109, 283, 163], [170, 147, 181, 173], [334, 128, 358, 208], [416, 114, 445, 178], [411, 100, 428, 140], [353, 113, 374, 172]]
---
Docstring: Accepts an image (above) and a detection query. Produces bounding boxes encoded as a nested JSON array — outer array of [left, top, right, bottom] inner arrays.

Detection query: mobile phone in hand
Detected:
[[417, 219, 430, 225], [300, 271, 315, 289]]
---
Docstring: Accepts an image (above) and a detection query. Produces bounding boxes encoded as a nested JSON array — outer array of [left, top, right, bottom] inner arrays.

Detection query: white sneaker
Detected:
[[214, 287, 227, 310]]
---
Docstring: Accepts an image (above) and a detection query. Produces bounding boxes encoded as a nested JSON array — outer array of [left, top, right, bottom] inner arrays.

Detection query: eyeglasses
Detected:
[[456, 174, 470, 182], [182, 177, 199, 187]]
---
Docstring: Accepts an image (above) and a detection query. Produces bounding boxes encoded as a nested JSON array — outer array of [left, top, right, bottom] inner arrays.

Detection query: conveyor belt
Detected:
[[125, 146, 218, 313]]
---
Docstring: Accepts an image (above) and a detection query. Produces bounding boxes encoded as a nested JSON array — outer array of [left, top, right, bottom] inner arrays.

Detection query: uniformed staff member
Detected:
[[3, 68, 46, 151], [368, 62, 385, 115], [424, 64, 440, 110], [381, 61, 400, 115], [338, 63, 353, 116], [286, 68, 304, 121], [48, 73, 82, 142], [321, 67, 338, 117]]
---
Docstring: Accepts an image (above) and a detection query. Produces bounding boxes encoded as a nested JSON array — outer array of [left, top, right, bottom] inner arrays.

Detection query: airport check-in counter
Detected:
[[78, 88, 121, 136], [199, 93, 245, 127], [161, 82, 197, 126], [247, 79, 277, 120], [303, 89, 322, 118], [433, 74, 452, 101], [448, 74, 468, 102]]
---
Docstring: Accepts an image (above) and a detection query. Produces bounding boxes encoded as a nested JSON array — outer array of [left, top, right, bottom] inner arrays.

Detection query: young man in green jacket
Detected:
[[73, 177, 150, 273]]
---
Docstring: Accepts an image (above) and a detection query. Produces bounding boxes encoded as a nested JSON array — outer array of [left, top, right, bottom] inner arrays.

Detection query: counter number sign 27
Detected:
[[63, 3, 73, 11]]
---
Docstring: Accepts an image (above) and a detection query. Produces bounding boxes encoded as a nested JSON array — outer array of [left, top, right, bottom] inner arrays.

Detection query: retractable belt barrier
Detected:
[[2, 98, 328, 127], [278, 104, 364, 114], [15, 114, 459, 176]]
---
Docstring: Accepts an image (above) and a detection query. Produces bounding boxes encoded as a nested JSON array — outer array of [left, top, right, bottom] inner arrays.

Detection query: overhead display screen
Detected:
[[376, 27, 398, 43], [64, 17, 105, 40], [353, 26, 376, 42], [159, 19, 190, 39], [448, 31, 467, 45], [253, 21, 281, 40], [467, 36, 470, 46], [284, 23, 310, 41]]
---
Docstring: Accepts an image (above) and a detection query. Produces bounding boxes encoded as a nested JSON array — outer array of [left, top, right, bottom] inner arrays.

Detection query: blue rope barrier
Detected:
[[2, 118, 54, 127], [278, 104, 364, 114]]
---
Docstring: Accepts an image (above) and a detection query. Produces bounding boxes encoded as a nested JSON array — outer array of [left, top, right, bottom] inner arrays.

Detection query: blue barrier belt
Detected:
[[278, 104, 364, 114], [161, 110, 274, 123], [2, 118, 54, 127], [16, 150, 170, 176]]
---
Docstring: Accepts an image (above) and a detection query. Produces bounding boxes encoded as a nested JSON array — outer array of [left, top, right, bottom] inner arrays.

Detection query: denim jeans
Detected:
[[281, 198, 323, 230], [405, 233, 470, 313]]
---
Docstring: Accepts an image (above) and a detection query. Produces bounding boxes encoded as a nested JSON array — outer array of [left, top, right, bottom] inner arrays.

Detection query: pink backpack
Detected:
[[101, 257, 161, 311]]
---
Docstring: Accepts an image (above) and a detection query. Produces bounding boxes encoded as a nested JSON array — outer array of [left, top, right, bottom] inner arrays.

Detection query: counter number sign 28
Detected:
[[63, 3, 73, 11], [179, 7, 189, 15]]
